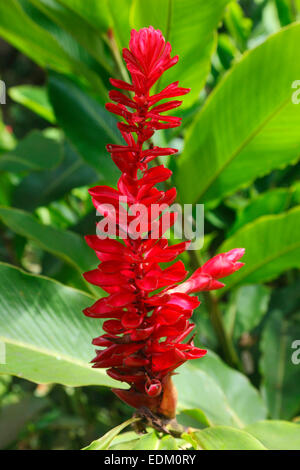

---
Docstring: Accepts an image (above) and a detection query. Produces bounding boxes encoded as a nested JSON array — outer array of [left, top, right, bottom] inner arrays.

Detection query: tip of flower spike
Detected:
[[226, 248, 245, 262]]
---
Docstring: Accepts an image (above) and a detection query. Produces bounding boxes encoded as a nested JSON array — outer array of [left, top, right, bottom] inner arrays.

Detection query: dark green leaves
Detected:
[[48, 74, 120, 181], [0, 206, 97, 274], [260, 309, 300, 419], [13, 140, 99, 211], [0, 130, 62, 172]]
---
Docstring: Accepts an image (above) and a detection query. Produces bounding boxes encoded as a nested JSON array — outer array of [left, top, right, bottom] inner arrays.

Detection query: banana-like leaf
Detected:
[[176, 23, 300, 203], [0, 263, 121, 388], [217, 207, 300, 292]]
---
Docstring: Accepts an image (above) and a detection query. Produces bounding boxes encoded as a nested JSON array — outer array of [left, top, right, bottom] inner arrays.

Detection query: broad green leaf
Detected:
[[217, 207, 300, 292], [174, 350, 266, 427], [245, 420, 300, 450], [13, 141, 99, 211], [228, 188, 293, 236], [260, 309, 300, 419], [176, 23, 300, 203], [225, 284, 271, 339], [0, 263, 122, 388], [130, 0, 230, 107], [82, 417, 139, 450], [48, 73, 120, 180], [0, 206, 97, 274], [190, 426, 266, 450], [0, 130, 62, 172], [9, 85, 56, 123]]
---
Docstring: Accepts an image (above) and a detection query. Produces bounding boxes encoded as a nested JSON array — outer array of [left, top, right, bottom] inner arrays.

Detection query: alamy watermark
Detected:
[[291, 340, 300, 365], [0, 80, 6, 104], [95, 200, 204, 250], [291, 80, 300, 104]]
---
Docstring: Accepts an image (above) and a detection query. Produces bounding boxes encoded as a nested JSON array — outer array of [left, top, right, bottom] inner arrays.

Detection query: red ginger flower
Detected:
[[83, 26, 245, 419]]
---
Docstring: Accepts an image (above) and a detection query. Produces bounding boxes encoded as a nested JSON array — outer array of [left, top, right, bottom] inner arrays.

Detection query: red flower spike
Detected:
[[83, 26, 245, 418]]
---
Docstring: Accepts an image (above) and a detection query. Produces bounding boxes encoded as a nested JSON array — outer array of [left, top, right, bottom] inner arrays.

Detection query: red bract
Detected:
[[83, 26, 245, 419]]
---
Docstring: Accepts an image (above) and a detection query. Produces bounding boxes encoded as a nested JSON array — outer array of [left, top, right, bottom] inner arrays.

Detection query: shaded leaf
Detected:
[[260, 309, 300, 419], [28, 0, 110, 71], [13, 140, 99, 211], [0, 130, 62, 172], [225, 284, 271, 339], [48, 73, 120, 180]]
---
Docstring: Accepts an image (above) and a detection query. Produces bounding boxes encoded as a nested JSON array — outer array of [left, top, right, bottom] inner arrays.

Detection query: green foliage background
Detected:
[[0, 0, 299, 450]]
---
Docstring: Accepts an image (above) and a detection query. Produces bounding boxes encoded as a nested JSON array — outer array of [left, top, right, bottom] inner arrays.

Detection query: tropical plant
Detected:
[[0, 0, 299, 451]]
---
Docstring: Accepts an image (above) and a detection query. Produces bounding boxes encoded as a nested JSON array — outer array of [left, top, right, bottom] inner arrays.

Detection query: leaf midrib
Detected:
[[224, 238, 300, 292], [0, 335, 102, 372]]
